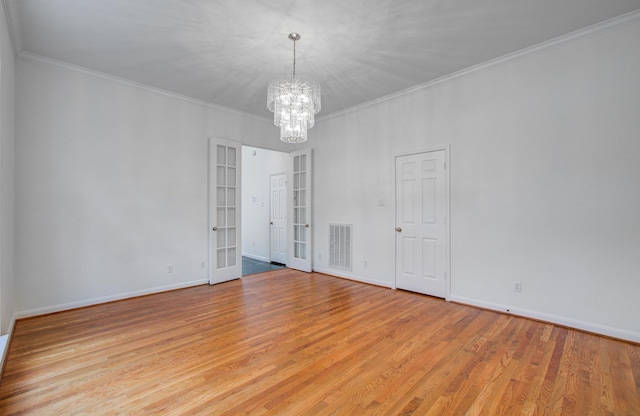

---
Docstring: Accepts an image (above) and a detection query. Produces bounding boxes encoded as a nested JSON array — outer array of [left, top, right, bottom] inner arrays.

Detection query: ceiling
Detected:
[[5, 0, 640, 119]]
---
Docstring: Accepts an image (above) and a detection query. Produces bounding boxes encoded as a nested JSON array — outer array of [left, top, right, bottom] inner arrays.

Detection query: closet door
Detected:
[[395, 149, 448, 298]]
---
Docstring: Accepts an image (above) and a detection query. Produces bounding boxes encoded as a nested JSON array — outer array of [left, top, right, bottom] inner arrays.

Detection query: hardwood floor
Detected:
[[1, 270, 639, 415]]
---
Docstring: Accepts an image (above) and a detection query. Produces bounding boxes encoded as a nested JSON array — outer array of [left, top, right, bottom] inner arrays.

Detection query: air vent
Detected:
[[329, 224, 352, 271]]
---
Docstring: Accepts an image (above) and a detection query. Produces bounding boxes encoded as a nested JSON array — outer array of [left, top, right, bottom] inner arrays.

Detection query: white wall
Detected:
[[0, 3, 16, 335], [312, 17, 640, 341], [14, 56, 287, 315], [241, 146, 289, 262]]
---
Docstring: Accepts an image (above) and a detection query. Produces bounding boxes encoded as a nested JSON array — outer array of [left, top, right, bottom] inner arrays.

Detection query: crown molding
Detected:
[[8, 3, 639, 123], [17, 51, 273, 124], [318, 9, 640, 122], [2, 0, 23, 56]]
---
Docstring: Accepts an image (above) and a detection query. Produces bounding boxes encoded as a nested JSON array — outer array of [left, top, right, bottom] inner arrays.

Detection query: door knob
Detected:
[[212, 226, 218, 231], [395, 227, 402, 232], [305, 224, 310, 228], [270, 222, 274, 225]]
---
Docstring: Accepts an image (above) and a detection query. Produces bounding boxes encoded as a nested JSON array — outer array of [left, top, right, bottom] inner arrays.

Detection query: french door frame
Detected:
[[208, 142, 313, 278]]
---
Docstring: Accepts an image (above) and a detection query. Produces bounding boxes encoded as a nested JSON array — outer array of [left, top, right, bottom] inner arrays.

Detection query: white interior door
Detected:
[[270, 172, 287, 265], [395, 149, 449, 298], [209, 138, 242, 284], [288, 149, 312, 272]]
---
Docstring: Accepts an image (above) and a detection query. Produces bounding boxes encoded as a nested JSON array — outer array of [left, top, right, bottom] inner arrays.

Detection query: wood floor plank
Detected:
[[0, 270, 639, 415]]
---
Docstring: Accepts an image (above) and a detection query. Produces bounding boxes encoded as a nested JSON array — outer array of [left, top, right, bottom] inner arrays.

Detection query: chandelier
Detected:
[[267, 33, 321, 143]]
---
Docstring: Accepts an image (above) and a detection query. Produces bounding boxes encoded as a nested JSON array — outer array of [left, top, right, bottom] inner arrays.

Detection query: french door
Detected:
[[395, 149, 449, 298], [209, 138, 242, 284], [288, 149, 312, 272]]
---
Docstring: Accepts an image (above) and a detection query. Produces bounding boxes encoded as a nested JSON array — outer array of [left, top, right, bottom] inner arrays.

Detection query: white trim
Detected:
[[451, 295, 640, 344], [394, 145, 451, 301], [313, 267, 392, 290], [0, 316, 15, 378], [17, 52, 272, 124], [9, 7, 639, 123], [444, 147, 451, 302], [14, 279, 207, 320], [318, 9, 640, 122], [393, 145, 450, 159], [3, 0, 23, 55], [0, 335, 8, 367], [241, 253, 270, 263]]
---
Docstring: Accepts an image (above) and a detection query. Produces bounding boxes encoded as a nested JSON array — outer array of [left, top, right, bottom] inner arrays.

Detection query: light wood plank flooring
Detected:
[[1, 269, 639, 415]]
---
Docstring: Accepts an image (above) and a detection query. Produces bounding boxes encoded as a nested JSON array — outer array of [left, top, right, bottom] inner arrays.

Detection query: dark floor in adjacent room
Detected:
[[242, 256, 285, 276]]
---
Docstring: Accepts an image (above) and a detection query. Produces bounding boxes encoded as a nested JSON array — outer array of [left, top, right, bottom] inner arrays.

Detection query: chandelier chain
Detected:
[[292, 38, 296, 77]]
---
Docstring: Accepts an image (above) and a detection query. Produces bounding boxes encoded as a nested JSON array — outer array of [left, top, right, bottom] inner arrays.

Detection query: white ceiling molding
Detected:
[[5, 0, 640, 119], [3, 0, 23, 55], [318, 8, 640, 122], [17, 51, 273, 123]]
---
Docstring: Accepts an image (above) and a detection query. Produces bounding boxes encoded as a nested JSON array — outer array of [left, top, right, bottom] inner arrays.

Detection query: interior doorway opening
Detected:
[[241, 146, 289, 276]]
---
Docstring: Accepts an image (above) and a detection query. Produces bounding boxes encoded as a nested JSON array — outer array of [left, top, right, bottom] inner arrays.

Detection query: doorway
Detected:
[[269, 172, 287, 264], [395, 147, 450, 299], [241, 146, 288, 275], [209, 142, 314, 283]]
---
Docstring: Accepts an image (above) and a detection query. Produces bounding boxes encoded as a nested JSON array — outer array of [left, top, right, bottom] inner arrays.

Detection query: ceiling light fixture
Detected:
[[267, 33, 321, 143]]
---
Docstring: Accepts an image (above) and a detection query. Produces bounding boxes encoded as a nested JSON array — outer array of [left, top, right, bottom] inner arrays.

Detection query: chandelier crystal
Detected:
[[267, 33, 321, 143]]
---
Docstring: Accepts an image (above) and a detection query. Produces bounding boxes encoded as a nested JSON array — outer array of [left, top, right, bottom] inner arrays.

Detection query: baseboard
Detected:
[[0, 316, 16, 379], [15, 279, 208, 320], [241, 253, 270, 263], [450, 295, 640, 344], [313, 267, 393, 289]]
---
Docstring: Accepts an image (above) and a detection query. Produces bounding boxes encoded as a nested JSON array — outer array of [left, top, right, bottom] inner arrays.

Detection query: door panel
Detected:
[[395, 149, 448, 298], [423, 179, 436, 223], [270, 173, 287, 264], [402, 238, 416, 275], [288, 149, 312, 272], [422, 238, 436, 277], [209, 138, 241, 284]]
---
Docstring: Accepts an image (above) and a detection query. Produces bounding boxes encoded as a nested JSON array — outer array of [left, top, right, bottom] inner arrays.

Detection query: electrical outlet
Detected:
[[201, 261, 206, 269], [513, 281, 522, 292], [167, 265, 174, 273], [364, 260, 368, 267]]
